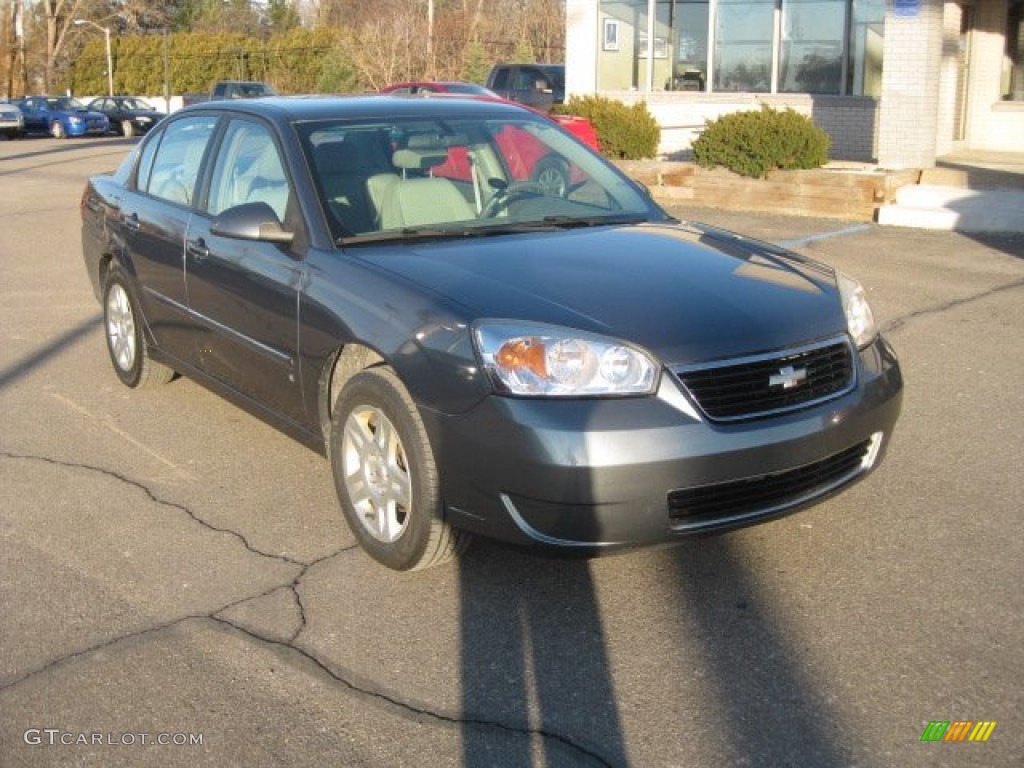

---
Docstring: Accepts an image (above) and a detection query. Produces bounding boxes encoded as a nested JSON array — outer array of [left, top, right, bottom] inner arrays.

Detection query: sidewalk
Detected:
[[876, 150, 1024, 233], [628, 150, 1024, 233]]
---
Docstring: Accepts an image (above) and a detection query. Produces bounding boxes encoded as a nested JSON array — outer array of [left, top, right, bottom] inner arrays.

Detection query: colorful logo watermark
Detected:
[[920, 720, 997, 742]]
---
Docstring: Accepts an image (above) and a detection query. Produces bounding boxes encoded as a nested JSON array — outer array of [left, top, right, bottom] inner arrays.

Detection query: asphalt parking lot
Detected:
[[1, 136, 1021, 767]]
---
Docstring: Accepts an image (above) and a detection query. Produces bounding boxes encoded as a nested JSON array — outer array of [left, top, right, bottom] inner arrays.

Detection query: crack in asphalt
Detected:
[[0, 450, 613, 766], [882, 277, 1024, 335], [0, 451, 306, 567]]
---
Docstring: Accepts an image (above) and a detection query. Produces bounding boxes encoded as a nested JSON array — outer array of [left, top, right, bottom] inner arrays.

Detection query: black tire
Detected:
[[50, 120, 66, 139], [531, 155, 570, 197], [330, 367, 468, 571], [102, 267, 174, 388]]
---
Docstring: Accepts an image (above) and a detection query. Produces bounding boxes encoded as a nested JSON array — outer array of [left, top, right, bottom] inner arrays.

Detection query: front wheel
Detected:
[[330, 368, 468, 571], [103, 267, 174, 388], [122, 120, 135, 138], [531, 156, 570, 197], [50, 120, 66, 139]]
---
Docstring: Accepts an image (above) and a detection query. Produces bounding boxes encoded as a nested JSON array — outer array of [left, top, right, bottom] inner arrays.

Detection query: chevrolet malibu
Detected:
[[80, 96, 902, 571]]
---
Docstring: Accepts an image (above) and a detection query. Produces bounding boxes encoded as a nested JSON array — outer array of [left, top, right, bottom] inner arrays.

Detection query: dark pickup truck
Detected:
[[182, 81, 278, 107]]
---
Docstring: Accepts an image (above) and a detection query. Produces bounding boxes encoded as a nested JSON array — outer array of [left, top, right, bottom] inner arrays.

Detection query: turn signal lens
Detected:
[[475, 322, 659, 397]]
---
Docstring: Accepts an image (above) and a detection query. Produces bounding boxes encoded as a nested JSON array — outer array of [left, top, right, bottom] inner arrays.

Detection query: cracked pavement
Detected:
[[1, 139, 1021, 767]]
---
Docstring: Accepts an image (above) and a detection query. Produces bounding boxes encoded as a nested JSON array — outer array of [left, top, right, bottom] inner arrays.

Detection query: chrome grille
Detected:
[[668, 438, 872, 525], [672, 337, 855, 421]]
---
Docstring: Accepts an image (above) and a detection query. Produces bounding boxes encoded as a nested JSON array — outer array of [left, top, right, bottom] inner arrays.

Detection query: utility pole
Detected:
[[73, 19, 113, 96]]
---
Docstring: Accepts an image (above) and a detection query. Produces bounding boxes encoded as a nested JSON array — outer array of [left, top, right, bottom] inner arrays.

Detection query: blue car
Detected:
[[16, 96, 109, 138]]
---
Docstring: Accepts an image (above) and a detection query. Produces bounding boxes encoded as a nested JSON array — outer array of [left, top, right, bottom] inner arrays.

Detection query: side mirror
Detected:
[[210, 201, 294, 244]]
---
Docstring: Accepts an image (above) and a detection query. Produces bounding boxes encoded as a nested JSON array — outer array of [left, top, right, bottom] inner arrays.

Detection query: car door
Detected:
[[120, 114, 220, 363], [19, 98, 47, 131], [184, 117, 306, 423]]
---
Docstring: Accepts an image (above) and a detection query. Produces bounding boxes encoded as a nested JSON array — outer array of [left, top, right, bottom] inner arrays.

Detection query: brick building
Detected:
[[565, 0, 1024, 167]]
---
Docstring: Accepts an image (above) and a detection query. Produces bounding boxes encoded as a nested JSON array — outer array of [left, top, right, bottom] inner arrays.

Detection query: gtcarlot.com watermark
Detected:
[[24, 729, 203, 747]]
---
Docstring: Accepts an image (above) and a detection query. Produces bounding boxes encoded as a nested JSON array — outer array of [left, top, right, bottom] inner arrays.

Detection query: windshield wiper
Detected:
[[538, 214, 650, 228], [337, 215, 651, 246], [337, 226, 483, 246]]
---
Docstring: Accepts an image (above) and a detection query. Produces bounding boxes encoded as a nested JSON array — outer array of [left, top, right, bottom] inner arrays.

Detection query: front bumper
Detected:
[[423, 335, 902, 551], [67, 120, 108, 136]]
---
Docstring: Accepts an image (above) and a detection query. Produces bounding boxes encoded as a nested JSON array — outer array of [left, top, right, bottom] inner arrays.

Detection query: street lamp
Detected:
[[73, 19, 113, 97]]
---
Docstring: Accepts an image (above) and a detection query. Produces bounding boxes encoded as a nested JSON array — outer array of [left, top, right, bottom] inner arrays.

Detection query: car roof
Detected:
[[176, 94, 537, 123]]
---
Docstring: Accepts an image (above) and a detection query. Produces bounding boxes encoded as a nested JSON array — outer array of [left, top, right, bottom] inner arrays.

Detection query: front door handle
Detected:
[[186, 238, 210, 261], [123, 212, 141, 232]]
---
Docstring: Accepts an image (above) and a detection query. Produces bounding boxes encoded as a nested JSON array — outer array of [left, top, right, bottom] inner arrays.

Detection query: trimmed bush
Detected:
[[692, 106, 831, 178], [558, 95, 660, 160]]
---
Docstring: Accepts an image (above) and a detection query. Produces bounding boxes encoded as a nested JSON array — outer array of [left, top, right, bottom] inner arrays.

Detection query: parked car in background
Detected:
[[0, 99, 25, 139], [183, 80, 279, 107], [80, 95, 902, 572], [15, 96, 109, 138], [381, 81, 599, 152], [86, 96, 165, 137], [380, 81, 499, 97], [486, 63, 565, 112], [381, 85, 600, 195]]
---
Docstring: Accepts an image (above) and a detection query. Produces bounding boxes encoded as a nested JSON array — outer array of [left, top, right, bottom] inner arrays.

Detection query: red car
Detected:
[[380, 82, 600, 195]]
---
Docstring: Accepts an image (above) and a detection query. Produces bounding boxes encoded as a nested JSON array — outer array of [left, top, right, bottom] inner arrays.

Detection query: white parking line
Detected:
[[777, 224, 873, 249], [50, 392, 196, 480]]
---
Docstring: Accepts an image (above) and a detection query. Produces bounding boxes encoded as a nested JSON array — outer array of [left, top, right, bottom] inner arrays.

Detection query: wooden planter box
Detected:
[[614, 160, 919, 222]]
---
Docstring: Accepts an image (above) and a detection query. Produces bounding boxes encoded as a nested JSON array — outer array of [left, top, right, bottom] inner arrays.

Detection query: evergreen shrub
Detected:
[[692, 106, 831, 178], [558, 95, 660, 160]]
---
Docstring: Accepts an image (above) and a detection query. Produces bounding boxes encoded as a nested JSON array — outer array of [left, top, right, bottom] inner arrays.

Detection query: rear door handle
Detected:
[[123, 212, 140, 232], [186, 238, 210, 261]]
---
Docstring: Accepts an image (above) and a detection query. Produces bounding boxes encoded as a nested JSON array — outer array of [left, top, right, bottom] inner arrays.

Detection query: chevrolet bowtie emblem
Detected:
[[769, 365, 808, 389]]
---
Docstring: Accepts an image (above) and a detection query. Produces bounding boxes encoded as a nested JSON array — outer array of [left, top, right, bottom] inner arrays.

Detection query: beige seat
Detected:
[[237, 143, 289, 221], [377, 147, 475, 230]]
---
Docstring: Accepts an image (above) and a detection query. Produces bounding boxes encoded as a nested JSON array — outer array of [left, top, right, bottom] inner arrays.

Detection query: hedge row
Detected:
[[70, 29, 352, 96]]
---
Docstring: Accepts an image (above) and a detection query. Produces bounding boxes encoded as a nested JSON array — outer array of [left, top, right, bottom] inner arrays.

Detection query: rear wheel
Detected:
[[103, 267, 174, 388], [50, 120, 66, 139], [330, 367, 468, 571]]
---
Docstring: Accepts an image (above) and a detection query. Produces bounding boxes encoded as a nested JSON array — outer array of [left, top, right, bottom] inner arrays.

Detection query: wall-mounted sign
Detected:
[[894, 0, 920, 18]]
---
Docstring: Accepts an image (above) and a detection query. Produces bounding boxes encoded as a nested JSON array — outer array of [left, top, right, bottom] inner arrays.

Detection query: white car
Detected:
[[0, 100, 25, 139]]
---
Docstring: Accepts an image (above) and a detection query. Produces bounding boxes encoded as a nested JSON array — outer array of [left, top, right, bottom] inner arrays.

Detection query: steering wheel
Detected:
[[480, 181, 547, 218]]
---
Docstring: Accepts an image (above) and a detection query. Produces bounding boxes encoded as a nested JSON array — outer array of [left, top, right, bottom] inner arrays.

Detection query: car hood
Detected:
[[353, 223, 847, 365]]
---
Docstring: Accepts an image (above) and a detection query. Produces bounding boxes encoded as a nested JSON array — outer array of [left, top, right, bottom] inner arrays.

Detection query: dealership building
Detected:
[[565, 0, 1024, 168]]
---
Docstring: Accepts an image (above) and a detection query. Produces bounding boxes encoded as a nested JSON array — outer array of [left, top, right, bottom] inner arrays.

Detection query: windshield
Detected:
[[299, 113, 661, 243]]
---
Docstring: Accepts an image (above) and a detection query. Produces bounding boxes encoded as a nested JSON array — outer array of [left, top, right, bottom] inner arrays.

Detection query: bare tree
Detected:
[[4, 0, 28, 96], [39, 0, 86, 91], [342, 5, 425, 89]]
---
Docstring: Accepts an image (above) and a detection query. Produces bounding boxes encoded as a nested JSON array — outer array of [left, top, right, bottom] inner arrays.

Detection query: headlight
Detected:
[[838, 273, 877, 348], [474, 321, 659, 397]]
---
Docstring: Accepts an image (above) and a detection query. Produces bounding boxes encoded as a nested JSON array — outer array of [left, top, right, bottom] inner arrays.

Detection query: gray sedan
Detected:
[[79, 96, 902, 571]]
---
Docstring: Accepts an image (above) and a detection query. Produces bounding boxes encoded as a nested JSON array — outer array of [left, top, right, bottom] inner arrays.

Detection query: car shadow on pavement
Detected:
[[457, 533, 849, 767], [458, 545, 629, 767], [664, 536, 849, 767], [0, 314, 101, 391], [0, 138, 135, 174]]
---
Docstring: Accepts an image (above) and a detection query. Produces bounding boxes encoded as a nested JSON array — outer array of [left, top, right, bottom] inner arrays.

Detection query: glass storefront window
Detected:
[[847, 0, 885, 96], [714, 0, 775, 92], [597, 0, 889, 96], [1006, 1, 1023, 100], [670, 0, 710, 90], [779, 0, 846, 94]]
